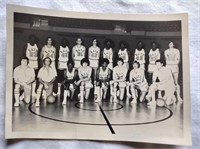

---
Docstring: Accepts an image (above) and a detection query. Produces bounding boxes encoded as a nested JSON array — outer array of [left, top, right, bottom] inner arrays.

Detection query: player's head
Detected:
[[61, 38, 68, 47], [67, 60, 74, 69], [76, 38, 82, 45], [43, 57, 52, 66], [155, 59, 166, 69], [133, 61, 140, 69], [117, 58, 124, 66], [46, 37, 53, 45], [20, 56, 29, 67], [81, 58, 90, 67], [151, 42, 157, 49], [29, 34, 36, 45], [104, 39, 113, 48], [101, 58, 109, 68], [168, 41, 174, 48], [137, 41, 143, 49], [119, 40, 127, 49], [92, 38, 98, 46]]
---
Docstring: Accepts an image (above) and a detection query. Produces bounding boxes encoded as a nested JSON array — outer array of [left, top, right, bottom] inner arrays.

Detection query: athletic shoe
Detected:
[[130, 98, 137, 104], [35, 102, 40, 107], [14, 102, 19, 107]]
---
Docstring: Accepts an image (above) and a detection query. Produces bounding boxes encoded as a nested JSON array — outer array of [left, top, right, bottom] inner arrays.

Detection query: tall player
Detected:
[[129, 61, 148, 104], [102, 39, 114, 70], [77, 58, 93, 102], [24, 35, 39, 98], [13, 57, 35, 107], [133, 41, 146, 69], [35, 57, 57, 107], [57, 38, 70, 96], [72, 38, 86, 69], [62, 60, 78, 105], [165, 41, 182, 102], [110, 58, 128, 101], [95, 58, 111, 102]]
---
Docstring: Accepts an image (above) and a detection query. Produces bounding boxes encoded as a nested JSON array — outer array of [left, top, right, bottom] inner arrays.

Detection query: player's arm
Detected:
[[127, 50, 131, 63], [165, 50, 172, 65], [129, 70, 133, 83], [175, 49, 180, 64], [152, 70, 158, 84], [23, 44, 28, 57], [72, 46, 75, 60], [105, 68, 111, 83], [132, 49, 135, 62], [40, 46, 45, 62], [96, 68, 100, 82], [88, 47, 91, 59], [25, 69, 35, 85]]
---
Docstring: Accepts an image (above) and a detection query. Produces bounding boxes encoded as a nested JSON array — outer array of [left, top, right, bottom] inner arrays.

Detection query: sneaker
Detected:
[[130, 98, 137, 104], [147, 101, 156, 106], [14, 102, 19, 107], [177, 97, 183, 102], [19, 94, 24, 101], [35, 102, 40, 107], [126, 93, 132, 98]]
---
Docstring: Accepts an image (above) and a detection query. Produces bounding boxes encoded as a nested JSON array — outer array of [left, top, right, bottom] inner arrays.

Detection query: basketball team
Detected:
[[13, 35, 183, 107]]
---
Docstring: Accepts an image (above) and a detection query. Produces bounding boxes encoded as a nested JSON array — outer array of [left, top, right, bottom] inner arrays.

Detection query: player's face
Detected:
[[138, 42, 142, 49], [156, 62, 163, 70], [120, 43, 125, 49], [30, 37, 35, 45], [67, 63, 73, 70], [133, 63, 139, 69], [82, 62, 88, 67], [106, 41, 111, 47], [152, 43, 156, 49], [102, 62, 108, 68], [169, 42, 174, 48], [62, 40, 67, 47], [77, 38, 82, 45], [21, 59, 28, 67], [47, 38, 52, 45], [117, 60, 123, 66], [93, 39, 97, 46], [44, 58, 51, 66]]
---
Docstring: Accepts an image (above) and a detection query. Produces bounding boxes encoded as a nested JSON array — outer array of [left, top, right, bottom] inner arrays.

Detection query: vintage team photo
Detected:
[[6, 5, 191, 145]]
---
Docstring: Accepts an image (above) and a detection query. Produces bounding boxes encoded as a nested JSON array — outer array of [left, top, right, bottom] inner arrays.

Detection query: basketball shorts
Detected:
[[148, 64, 157, 73], [167, 65, 179, 73], [89, 59, 99, 68], [131, 82, 148, 92], [28, 59, 38, 69], [108, 62, 113, 70], [15, 84, 31, 97], [58, 61, 68, 70], [110, 81, 126, 88], [82, 80, 93, 88], [97, 81, 109, 89]]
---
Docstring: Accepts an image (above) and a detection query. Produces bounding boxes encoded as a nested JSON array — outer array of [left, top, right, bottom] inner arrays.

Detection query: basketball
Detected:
[[47, 95, 56, 103], [156, 98, 165, 107]]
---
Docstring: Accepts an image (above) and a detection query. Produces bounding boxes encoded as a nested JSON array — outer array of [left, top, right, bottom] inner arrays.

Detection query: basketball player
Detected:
[[72, 38, 86, 69], [165, 41, 182, 102], [102, 39, 114, 70], [88, 39, 100, 80], [24, 35, 39, 99], [129, 61, 148, 104], [62, 60, 78, 104], [77, 58, 93, 102], [95, 58, 111, 102], [110, 58, 128, 101], [133, 41, 146, 69], [35, 57, 57, 107], [147, 59, 176, 106], [57, 38, 70, 96], [13, 57, 35, 107]]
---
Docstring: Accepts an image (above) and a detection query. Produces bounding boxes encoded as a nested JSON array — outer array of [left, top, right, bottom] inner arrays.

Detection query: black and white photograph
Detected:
[[5, 5, 191, 145]]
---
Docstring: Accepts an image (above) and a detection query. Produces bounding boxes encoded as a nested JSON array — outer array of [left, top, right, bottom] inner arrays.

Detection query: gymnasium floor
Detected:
[[12, 96, 184, 142]]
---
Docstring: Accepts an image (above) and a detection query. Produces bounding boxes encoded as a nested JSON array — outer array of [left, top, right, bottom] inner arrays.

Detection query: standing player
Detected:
[[133, 41, 146, 69], [110, 58, 128, 101], [62, 60, 78, 105], [165, 41, 182, 101], [102, 39, 114, 70], [129, 61, 148, 104], [35, 57, 57, 107], [57, 38, 70, 96], [24, 35, 39, 98], [95, 58, 111, 102], [77, 58, 93, 102], [147, 59, 176, 106], [148, 42, 161, 84], [72, 38, 86, 69], [13, 57, 35, 107]]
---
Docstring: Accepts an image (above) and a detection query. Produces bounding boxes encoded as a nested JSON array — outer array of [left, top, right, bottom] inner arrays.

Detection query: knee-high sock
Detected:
[[57, 83, 61, 96], [35, 91, 42, 106], [62, 90, 68, 104], [126, 84, 131, 97], [176, 85, 182, 100], [80, 86, 84, 102], [94, 86, 100, 101], [32, 82, 36, 96], [14, 93, 20, 106], [131, 88, 136, 99]]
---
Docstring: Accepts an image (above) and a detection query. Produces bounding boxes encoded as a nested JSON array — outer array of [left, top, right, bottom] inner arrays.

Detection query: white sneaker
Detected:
[[177, 96, 183, 102], [19, 94, 24, 101], [127, 93, 132, 98], [131, 98, 137, 104], [14, 102, 19, 107], [35, 102, 40, 107], [62, 101, 66, 105], [53, 92, 57, 97], [147, 101, 156, 106], [117, 90, 120, 97]]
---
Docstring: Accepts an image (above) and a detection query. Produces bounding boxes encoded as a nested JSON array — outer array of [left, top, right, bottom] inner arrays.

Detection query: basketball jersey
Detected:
[[149, 48, 160, 64], [26, 43, 38, 61], [114, 66, 127, 80], [153, 67, 174, 84], [42, 45, 56, 61], [65, 68, 75, 80], [103, 48, 113, 63], [99, 67, 109, 80], [73, 45, 86, 61], [134, 49, 145, 64], [79, 66, 92, 80], [131, 68, 147, 83], [58, 46, 70, 62], [88, 46, 100, 60], [165, 48, 180, 65], [118, 49, 128, 63]]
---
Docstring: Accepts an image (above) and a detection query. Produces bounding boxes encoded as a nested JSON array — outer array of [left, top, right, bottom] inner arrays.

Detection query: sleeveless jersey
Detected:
[[79, 66, 92, 80], [103, 48, 113, 63], [149, 48, 160, 64], [114, 66, 127, 80], [134, 49, 145, 64], [131, 68, 147, 83], [73, 45, 86, 61], [58, 46, 70, 62], [26, 43, 38, 61], [118, 49, 129, 63], [165, 48, 180, 65], [88, 46, 100, 60], [99, 67, 109, 80], [65, 68, 75, 80], [42, 45, 56, 61]]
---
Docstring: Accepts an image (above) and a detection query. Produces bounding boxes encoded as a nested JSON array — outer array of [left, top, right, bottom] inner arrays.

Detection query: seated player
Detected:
[[13, 57, 35, 107], [62, 60, 78, 105], [129, 61, 148, 104], [35, 57, 57, 107], [110, 58, 128, 101], [147, 59, 176, 106], [77, 58, 93, 102], [94, 58, 111, 102]]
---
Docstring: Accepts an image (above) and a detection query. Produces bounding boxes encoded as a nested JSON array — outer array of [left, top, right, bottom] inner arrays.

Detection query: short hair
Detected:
[[168, 41, 175, 47], [67, 60, 74, 67], [43, 57, 52, 65], [21, 56, 29, 64], [155, 59, 166, 66], [29, 34, 36, 41], [80, 58, 90, 66], [133, 61, 140, 68], [119, 40, 128, 48], [104, 38, 114, 48], [101, 58, 109, 65], [92, 38, 99, 46], [46, 36, 53, 44], [117, 58, 124, 64], [61, 38, 69, 45]]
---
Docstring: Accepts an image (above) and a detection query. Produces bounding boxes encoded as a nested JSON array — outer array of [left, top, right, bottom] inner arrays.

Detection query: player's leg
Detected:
[[102, 82, 108, 100], [14, 84, 21, 107], [126, 81, 131, 98], [69, 84, 76, 100], [112, 82, 118, 102], [62, 83, 70, 105], [119, 82, 126, 100], [79, 82, 85, 102], [139, 84, 148, 102], [35, 84, 43, 107], [46, 83, 53, 97], [130, 85, 137, 103], [85, 81, 93, 100], [147, 84, 157, 106], [94, 81, 101, 102], [165, 84, 176, 106], [24, 84, 32, 104], [173, 71, 182, 101]]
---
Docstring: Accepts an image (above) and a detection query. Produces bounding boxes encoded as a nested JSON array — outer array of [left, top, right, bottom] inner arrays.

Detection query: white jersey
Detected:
[[78, 66, 92, 80], [118, 49, 129, 63], [88, 46, 100, 60], [99, 67, 109, 80], [113, 66, 127, 80], [103, 48, 113, 63], [149, 48, 160, 64], [73, 45, 86, 61], [58, 46, 70, 62], [165, 48, 180, 65], [134, 49, 145, 64], [65, 68, 75, 80], [130, 68, 147, 83], [26, 43, 39, 61], [42, 45, 56, 61]]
